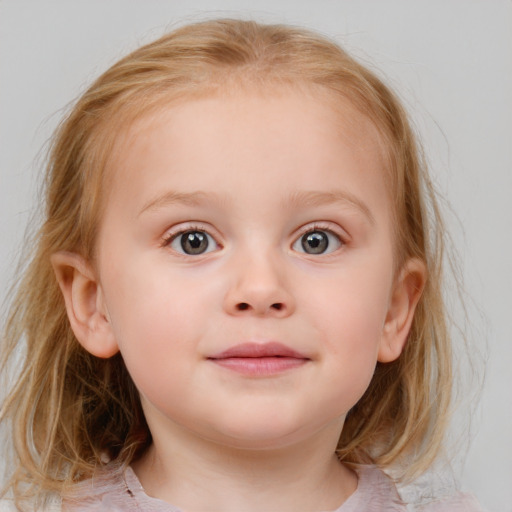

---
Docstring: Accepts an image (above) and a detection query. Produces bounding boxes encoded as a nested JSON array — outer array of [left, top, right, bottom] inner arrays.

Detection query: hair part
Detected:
[[1, 18, 451, 504]]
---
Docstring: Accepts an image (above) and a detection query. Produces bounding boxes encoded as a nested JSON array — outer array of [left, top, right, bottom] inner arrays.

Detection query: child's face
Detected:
[[89, 89, 414, 450]]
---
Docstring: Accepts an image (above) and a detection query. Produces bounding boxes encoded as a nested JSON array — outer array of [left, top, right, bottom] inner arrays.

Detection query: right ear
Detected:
[[51, 251, 119, 358]]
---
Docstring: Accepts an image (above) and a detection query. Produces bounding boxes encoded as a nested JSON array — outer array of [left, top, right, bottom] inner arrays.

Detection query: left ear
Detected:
[[378, 258, 426, 363]]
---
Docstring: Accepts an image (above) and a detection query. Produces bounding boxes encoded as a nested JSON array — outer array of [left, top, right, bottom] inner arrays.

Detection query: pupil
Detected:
[[302, 231, 328, 254], [182, 231, 208, 254]]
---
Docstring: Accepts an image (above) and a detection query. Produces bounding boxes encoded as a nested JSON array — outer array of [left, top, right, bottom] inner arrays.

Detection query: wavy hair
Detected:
[[1, 18, 451, 506]]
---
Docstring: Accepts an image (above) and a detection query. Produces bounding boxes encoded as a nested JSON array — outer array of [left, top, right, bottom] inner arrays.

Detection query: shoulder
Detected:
[[394, 466, 487, 512], [412, 492, 486, 512], [0, 498, 61, 512], [337, 465, 407, 511], [62, 464, 139, 511], [341, 466, 486, 512], [0, 501, 15, 512]]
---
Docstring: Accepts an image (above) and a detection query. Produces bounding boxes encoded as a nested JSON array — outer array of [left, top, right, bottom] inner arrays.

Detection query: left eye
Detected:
[[292, 229, 342, 255], [169, 230, 218, 255]]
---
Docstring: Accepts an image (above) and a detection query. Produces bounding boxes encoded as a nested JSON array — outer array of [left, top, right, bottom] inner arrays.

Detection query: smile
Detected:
[[207, 342, 310, 376]]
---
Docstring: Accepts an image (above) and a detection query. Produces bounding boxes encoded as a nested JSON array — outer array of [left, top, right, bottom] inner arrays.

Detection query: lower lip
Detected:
[[210, 357, 308, 376]]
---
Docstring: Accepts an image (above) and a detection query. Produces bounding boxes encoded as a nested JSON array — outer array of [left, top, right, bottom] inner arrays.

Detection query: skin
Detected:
[[53, 88, 425, 512]]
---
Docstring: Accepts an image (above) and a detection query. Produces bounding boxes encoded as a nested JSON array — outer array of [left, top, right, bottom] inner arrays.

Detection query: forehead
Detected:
[[94, 88, 395, 261], [106, 88, 387, 195], [90, 90, 397, 257]]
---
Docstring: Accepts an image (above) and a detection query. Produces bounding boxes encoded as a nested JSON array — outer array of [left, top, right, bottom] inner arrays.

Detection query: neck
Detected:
[[132, 418, 357, 512]]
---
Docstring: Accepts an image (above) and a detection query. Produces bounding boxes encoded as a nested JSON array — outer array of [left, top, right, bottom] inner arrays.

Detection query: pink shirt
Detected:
[[58, 464, 484, 512]]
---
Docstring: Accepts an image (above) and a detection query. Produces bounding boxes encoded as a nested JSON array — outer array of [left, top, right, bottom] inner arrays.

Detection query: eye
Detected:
[[292, 229, 342, 255], [169, 230, 218, 255]]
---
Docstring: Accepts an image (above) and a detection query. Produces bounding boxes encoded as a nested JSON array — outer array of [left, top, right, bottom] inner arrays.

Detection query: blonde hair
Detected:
[[1, 18, 451, 505]]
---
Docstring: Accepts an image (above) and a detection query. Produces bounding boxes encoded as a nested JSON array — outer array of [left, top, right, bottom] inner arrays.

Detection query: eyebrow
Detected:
[[288, 190, 375, 225], [139, 188, 375, 225], [138, 190, 226, 217]]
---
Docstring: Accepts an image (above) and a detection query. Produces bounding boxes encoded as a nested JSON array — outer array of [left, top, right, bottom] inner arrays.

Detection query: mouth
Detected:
[[207, 342, 310, 376]]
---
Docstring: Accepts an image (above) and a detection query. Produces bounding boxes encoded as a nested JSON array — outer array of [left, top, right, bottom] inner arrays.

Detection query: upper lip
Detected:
[[208, 342, 309, 360]]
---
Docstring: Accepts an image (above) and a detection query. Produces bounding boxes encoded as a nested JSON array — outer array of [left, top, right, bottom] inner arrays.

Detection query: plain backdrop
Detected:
[[0, 1, 511, 511]]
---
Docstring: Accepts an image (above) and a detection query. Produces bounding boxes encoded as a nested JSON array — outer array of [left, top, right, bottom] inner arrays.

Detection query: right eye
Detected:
[[168, 230, 218, 255], [292, 228, 343, 255]]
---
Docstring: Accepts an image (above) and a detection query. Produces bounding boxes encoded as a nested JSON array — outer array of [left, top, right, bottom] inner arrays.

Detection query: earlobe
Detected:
[[378, 258, 426, 363], [51, 251, 119, 358]]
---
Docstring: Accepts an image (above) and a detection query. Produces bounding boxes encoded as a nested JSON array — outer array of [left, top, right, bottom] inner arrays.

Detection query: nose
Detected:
[[223, 252, 295, 318]]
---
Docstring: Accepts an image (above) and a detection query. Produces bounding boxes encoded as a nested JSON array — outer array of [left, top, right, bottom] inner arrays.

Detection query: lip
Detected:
[[208, 342, 310, 376]]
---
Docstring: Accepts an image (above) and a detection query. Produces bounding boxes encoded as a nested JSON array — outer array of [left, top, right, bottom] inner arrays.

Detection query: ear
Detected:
[[378, 258, 426, 363], [51, 251, 119, 358]]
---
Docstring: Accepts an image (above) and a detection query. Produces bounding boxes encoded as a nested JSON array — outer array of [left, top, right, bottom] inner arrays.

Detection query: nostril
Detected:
[[237, 303, 250, 311], [271, 303, 283, 310]]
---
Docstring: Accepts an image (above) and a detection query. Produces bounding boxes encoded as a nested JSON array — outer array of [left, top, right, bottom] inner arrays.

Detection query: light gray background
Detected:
[[0, 1, 510, 511]]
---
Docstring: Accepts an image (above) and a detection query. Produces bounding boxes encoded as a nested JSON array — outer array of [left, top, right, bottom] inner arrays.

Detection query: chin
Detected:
[[206, 416, 319, 452]]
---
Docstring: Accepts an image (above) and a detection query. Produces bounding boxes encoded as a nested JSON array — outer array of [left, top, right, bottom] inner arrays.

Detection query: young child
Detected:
[[0, 18, 484, 512]]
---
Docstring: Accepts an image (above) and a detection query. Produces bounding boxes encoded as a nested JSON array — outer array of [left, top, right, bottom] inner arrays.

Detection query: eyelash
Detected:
[[161, 222, 347, 256], [293, 223, 346, 256], [161, 224, 220, 249]]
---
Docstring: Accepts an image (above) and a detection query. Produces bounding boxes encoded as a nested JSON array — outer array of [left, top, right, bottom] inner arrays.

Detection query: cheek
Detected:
[[101, 256, 212, 390], [302, 261, 393, 404], [308, 263, 391, 346]]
